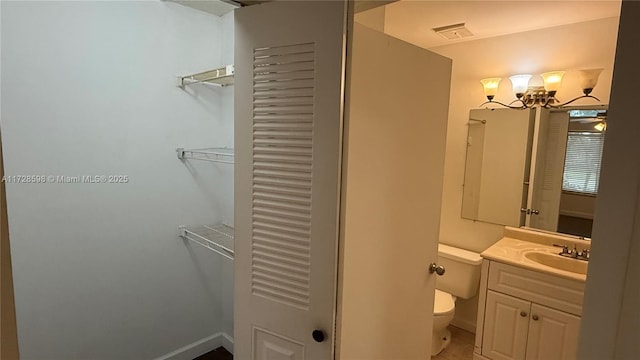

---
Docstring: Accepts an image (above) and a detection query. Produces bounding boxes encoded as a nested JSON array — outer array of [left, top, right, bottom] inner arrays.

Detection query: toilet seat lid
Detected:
[[434, 289, 455, 315]]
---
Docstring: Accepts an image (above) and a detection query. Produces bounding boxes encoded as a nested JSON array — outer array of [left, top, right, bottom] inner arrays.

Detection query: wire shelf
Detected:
[[176, 147, 234, 164], [178, 224, 235, 260], [177, 65, 234, 87]]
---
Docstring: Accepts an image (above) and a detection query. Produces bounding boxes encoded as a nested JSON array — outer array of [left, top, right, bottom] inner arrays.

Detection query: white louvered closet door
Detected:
[[234, 1, 346, 359]]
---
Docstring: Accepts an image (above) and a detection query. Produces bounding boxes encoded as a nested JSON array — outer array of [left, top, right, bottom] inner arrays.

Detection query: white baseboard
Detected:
[[451, 318, 477, 334], [155, 332, 234, 360], [221, 332, 234, 354]]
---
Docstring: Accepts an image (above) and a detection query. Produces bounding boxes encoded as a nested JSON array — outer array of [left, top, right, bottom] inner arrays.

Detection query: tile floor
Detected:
[[431, 326, 475, 360]]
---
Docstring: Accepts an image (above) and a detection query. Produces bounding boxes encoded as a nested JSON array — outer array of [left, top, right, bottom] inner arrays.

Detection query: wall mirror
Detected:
[[462, 106, 607, 239]]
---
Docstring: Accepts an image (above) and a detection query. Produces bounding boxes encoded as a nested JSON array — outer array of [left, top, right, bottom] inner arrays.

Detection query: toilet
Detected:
[[432, 244, 483, 356]]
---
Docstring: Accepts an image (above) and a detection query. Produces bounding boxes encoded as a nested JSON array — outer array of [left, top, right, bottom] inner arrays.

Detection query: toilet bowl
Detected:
[[432, 289, 456, 355], [431, 244, 482, 356]]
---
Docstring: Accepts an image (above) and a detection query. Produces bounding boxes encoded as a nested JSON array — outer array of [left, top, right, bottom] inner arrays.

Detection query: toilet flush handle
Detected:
[[429, 263, 446, 276]]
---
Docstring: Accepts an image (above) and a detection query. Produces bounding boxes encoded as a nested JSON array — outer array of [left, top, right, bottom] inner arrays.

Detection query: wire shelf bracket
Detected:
[[177, 64, 235, 88], [176, 147, 234, 164], [178, 224, 235, 260]]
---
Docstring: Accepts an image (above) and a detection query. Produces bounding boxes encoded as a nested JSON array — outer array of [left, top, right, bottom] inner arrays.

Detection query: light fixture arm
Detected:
[[547, 94, 601, 108], [480, 99, 526, 109]]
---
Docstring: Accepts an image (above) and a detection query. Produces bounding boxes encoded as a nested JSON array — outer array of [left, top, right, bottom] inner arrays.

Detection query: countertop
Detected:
[[481, 237, 588, 282]]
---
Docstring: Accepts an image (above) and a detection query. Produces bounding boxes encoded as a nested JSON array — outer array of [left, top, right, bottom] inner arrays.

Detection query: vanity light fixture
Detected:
[[540, 71, 565, 96], [480, 68, 604, 109], [479, 78, 501, 101]]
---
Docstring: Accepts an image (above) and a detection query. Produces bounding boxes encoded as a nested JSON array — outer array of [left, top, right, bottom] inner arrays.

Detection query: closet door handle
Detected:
[[312, 329, 326, 343], [532, 315, 539, 321], [520, 311, 528, 317]]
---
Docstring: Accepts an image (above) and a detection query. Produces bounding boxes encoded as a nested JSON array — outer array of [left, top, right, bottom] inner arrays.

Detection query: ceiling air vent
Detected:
[[432, 23, 474, 40]]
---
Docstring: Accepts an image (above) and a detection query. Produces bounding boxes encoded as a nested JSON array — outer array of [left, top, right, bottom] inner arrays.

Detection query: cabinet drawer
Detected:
[[487, 261, 584, 315]]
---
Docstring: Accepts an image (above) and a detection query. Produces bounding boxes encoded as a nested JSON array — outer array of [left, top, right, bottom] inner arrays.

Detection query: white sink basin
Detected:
[[524, 251, 588, 275]]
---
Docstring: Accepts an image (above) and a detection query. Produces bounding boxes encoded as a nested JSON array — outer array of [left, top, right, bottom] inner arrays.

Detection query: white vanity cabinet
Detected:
[[524, 302, 580, 359], [474, 260, 585, 360]]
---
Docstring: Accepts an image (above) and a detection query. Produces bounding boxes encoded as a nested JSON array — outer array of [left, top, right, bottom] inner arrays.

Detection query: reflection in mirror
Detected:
[[461, 106, 606, 239], [461, 108, 535, 226], [528, 108, 606, 238]]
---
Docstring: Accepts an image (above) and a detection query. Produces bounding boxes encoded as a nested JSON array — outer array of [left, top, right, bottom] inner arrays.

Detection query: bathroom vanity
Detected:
[[473, 227, 588, 360]]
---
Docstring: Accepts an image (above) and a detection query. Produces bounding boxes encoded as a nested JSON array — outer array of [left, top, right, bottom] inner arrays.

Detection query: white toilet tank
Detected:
[[436, 244, 483, 299]]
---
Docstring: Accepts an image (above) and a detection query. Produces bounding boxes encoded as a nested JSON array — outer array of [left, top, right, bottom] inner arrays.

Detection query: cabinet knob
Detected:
[[520, 311, 527, 317], [532, 315, 539, 321]]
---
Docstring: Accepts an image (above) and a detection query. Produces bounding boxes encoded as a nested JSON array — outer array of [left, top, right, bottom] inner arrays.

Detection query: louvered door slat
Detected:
[[253, 146, 312, 156], [254, 70, 315, 82], [253, 193, 310, 207], [254, 62, 316, 75], [253, 222, 310, 241], [253, 178, 311, 190], [253, 79, 315, 91], [250, 284, 309, 310], [254, 184, 311, 197], [254, 42, 315, 57], [253, 241, 310, 260], [253, 207, 311, 222], [250, 43, 316, 309], [254, 88, 315, 99], [252, 258, 309, 278], [252, 272, 308, 291], [252, 263, 309, 283], [254, 199, 311, 212], [254, 155, 311, 166], [254, 138, 312, 148], [254, 97, 314, 106], [253, 231, 309, 248], [253, 105, 314, 115], [253, 51, 315, 66], [254, 168, 312, 180]]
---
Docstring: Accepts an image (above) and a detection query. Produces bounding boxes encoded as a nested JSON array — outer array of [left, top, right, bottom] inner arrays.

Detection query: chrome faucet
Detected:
[[553, 243, 589, 261]]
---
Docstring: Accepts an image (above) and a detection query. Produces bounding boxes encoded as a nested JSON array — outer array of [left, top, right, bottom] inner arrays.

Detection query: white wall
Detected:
[[218, 10, 235, 348], [382, 16, 619, 332], [560, 192, 596, 219], [354, 6, 385, 32], [1, 2, 233, 359]]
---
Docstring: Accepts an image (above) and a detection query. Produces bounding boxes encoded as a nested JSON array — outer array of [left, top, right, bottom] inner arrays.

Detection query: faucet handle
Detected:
[[579, 249, 590, 260], [569, 245, 579, 258]]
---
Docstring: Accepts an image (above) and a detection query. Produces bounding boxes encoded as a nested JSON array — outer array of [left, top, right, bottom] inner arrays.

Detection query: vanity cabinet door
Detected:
[[483, 290, 531, 360], [525, 303, 581, 360]]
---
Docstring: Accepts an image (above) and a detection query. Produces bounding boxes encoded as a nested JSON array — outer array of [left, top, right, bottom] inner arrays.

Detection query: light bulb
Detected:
[[541, 71, 565, 95], [509, 74, 532, 99], [480, 78, 501, 101]]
